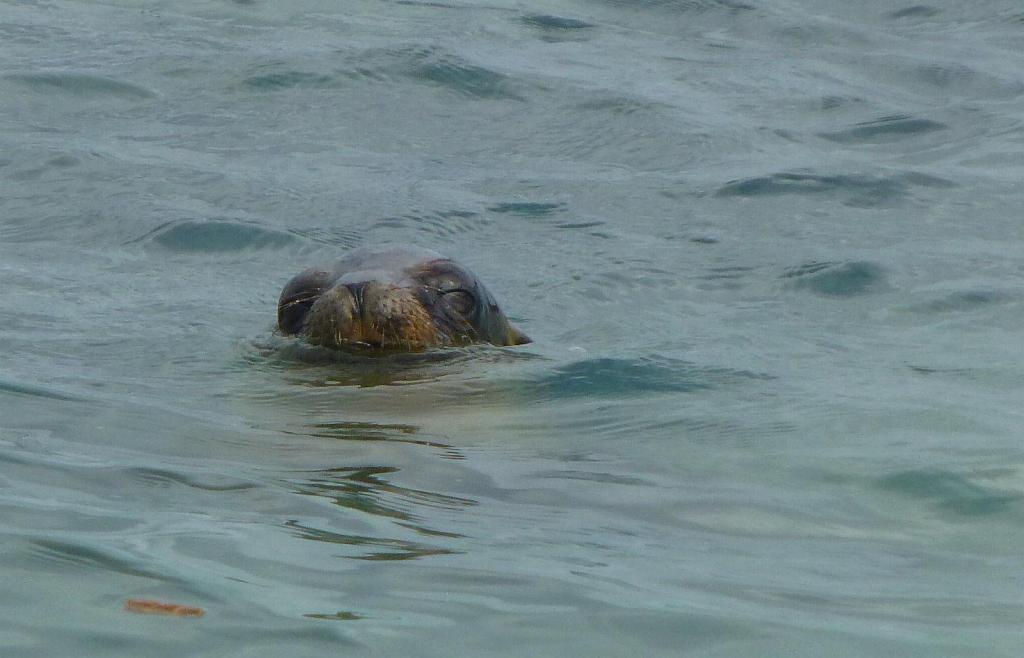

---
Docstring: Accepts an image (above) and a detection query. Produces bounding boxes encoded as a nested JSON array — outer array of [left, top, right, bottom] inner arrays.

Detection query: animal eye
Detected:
[[440, 288, 475, 315], [278, 290, 322, 334]]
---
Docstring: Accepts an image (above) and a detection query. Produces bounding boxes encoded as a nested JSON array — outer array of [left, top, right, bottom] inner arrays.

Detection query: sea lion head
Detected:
[[277, 245, 531, 351]]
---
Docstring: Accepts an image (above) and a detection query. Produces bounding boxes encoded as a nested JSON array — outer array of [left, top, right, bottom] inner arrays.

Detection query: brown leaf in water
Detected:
[[124, 599, 205, 617]]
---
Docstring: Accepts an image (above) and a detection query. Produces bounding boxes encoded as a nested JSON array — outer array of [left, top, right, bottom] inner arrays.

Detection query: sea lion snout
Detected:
[[303, 283, 360, 348], [304, 281, 443, 350]]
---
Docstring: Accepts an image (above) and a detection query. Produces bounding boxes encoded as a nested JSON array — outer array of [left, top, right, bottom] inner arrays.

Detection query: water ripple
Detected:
[[520, 14, 594, 41], [404, 50, 523, 101], [534, 357, 773, 399], [371, 209, 486, 238], [286, 519, 461, 561], [136, 219, 297, 252], [595, 0, 755, 12], [716, 171, 953, 206], [341, 45, 528, 101], [819, 115, 947, 144], [487, 201, 565, 217], [286, 422, 464, 459], [783, 261, 887, 297], [876, 470, 1023, 518], [5, 72, 157, 99], [291, 465, 476, 518], [0, 378, 87, 402], [243, 70, 337, 91], [125, 467, 260, 492], [26, 539, 176, 582], [887, 5, 941, 19], [905, 289, 1017, 314]]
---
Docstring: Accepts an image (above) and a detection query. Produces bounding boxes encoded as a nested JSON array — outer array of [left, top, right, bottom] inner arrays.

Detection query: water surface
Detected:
[[2, 0, 1023, 656]]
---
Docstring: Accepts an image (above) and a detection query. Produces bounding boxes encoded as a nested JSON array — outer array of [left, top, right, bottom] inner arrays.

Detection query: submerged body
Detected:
[[277, 245, 530, 351]]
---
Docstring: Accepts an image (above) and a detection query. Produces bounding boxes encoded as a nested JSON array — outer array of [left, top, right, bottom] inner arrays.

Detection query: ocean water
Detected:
[[1, 0, 1022, 655]]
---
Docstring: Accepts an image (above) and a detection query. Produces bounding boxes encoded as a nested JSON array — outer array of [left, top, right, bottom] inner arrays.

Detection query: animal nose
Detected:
[[340, 282, 367, 315], [302, 284, 362, 348]]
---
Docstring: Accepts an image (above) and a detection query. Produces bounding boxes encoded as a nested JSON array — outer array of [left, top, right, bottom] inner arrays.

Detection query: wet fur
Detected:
[[278, 247, 529, 351]]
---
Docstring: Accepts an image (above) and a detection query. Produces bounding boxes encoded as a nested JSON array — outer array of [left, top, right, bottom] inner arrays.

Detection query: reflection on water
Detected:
[[286, 422, 463, 459], [286, 460, 476, 560], [284, 520, 461, 561], [248, 337, 538, 389], [303, 610, 364, 621], [293, 464, 476, 518]]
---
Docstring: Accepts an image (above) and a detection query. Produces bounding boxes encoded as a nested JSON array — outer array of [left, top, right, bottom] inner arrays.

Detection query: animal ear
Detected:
[[506, 325, 532, 346]]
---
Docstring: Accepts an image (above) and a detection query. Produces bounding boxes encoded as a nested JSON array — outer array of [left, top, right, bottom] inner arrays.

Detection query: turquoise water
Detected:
[[2, 1, 1023, 655]]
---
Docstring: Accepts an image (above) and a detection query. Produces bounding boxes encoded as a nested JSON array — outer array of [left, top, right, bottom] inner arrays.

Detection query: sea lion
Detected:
[[277, 245, 531, 351]]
